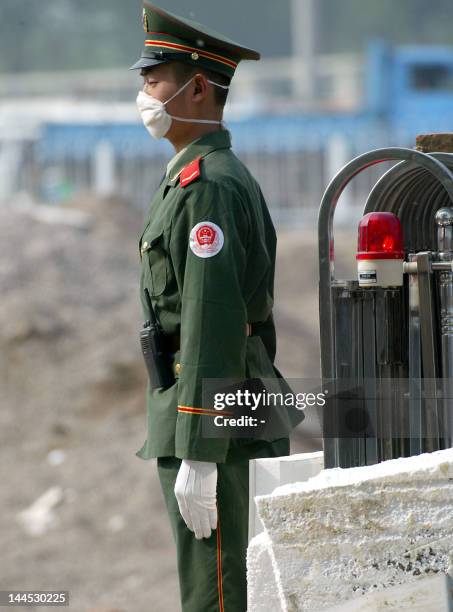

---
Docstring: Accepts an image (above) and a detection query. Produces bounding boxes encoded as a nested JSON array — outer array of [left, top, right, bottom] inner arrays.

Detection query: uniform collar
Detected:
[[166, 128, 232, 184], [166, 145, 190, 178]]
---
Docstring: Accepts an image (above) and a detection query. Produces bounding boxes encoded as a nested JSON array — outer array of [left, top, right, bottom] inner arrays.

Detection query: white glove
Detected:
[[174, 459, 218, 539]]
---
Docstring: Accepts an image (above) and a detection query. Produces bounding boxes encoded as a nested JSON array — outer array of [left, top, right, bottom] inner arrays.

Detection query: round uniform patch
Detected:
[[189, 221, 224, 258]]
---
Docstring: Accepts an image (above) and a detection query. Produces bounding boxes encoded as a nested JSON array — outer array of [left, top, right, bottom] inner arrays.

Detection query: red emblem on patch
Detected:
[[196, 225, 216, 245], [189, 221, 224, 258], [180, 156, 202, 188]]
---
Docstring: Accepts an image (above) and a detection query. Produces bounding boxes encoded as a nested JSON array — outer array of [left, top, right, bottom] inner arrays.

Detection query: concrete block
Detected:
[[248, 451, 324, 542], [251, 448, 453, 611], [247, 531, 284, 612], [324, 572, 453, 611]]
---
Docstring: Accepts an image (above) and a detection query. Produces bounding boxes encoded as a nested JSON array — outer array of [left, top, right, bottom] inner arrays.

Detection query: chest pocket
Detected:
[[140, 229, 168, 296]]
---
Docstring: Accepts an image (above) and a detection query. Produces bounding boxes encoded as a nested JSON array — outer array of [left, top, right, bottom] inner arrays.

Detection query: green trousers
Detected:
[[157, 438, 290, 612]]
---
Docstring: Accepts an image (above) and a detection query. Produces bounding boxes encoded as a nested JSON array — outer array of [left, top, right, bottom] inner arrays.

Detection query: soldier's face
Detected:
[[140, 63, 213, 143], [141, 64, 192, 126], [141, 64, 182, 104]]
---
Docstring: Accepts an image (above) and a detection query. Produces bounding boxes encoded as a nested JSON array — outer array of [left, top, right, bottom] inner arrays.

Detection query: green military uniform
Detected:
[[135, 127, 292, 463], [131, 4, 301, 611]]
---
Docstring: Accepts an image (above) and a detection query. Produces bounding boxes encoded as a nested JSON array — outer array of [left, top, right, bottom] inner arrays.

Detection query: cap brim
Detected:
[[129, 56, 167, 70]]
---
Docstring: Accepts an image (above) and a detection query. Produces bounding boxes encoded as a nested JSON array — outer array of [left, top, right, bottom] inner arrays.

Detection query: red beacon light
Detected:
[[356, 212, 404, 287]]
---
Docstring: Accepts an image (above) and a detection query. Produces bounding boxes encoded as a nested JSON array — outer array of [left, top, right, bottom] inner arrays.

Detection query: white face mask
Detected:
[[136, 76, 230, 140]]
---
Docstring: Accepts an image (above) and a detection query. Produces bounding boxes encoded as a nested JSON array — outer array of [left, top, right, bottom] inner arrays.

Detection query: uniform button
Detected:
[[142, 241, 148, 249], [191, 52, 199, 60], [175, 363, 181, 375]]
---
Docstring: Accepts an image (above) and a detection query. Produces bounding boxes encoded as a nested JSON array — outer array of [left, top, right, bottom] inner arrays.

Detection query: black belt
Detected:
[[163, 322, 258, 354]]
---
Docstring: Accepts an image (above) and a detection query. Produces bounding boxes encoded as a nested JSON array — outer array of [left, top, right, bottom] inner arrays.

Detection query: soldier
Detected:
[[131, 3, 302, 611]]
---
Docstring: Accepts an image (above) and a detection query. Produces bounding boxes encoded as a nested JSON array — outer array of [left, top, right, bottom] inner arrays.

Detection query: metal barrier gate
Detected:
[[318, 146, 453, 468]]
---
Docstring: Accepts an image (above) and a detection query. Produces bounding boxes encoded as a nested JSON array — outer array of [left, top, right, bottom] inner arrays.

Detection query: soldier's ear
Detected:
[[192, 74, 208, 100]]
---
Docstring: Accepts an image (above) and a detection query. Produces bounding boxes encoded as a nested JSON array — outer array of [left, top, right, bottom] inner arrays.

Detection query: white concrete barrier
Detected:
[[247, 531, 284, 612], [323, 572, 453, 611], [248, 451, 324, 542], [247, 448, 453, 612], [247, 451, 324, 612]]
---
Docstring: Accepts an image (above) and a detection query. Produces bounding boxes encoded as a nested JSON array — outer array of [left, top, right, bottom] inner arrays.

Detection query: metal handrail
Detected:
[[318, 147, 453, 381]]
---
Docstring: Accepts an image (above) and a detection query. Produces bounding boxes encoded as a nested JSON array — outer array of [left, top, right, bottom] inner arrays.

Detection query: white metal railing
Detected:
[[0, 127, 414, 226]]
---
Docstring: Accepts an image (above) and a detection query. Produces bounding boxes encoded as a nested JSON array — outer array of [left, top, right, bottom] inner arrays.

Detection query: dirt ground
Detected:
[[0, 194, 356, 612]]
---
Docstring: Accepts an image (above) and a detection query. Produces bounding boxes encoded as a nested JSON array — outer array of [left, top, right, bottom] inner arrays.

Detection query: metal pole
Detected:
[[412, 252, 439, 451], [435, 207, 453, 447], [408, 252, 422, 456], [290, 0, 317, 105]]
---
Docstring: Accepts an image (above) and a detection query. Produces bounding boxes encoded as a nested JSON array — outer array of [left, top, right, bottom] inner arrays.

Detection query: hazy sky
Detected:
[[2, 0, 453, 73]]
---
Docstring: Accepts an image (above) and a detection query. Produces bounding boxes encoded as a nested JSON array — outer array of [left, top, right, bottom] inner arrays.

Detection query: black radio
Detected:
[[139, 288, 175, 390]]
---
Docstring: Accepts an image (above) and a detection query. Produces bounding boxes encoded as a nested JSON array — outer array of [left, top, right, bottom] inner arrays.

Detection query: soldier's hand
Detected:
[[174, 459, 218, 539]]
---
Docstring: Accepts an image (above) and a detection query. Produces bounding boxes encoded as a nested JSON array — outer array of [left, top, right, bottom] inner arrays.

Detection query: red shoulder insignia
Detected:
[[180, 156, 202, 188]]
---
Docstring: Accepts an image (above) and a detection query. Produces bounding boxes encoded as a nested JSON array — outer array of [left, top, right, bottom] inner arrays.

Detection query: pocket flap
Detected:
[[140, 228, 168, 297], [140, 229, 165, 255]]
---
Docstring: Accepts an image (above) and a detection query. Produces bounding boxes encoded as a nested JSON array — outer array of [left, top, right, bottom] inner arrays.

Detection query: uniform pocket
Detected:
[[141, 230, 168, 296], [245, 335, 303, 438], [245, 335, 278, 381]]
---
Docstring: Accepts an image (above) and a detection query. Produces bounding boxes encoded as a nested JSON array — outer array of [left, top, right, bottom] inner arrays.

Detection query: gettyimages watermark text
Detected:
[[199, 377, 453, 440]]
